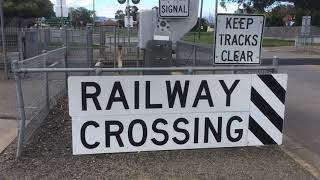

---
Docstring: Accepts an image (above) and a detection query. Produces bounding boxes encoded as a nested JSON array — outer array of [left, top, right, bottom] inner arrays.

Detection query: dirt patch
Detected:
[[0, 97, 316, 179]]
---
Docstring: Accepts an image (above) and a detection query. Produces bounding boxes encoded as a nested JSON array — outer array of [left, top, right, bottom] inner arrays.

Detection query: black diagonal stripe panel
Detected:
[[258, 75, 286, 104], [251, 88, 283, 132], [249, 116, 277, 145]]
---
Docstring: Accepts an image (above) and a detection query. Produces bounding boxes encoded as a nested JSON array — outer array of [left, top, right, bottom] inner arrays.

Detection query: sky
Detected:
[[50, 0, 239, 18]]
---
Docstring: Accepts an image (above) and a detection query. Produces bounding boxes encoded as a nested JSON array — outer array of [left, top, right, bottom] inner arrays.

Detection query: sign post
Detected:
[[214, 14, 265, 65]]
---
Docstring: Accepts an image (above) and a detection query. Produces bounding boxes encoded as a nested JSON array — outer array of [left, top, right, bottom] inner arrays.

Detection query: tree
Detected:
[[221, 0, 320, 26], [69, 7, 93, 27], [191, 18, 208, 32], [115, 10, 125, 20], [130, 6, 139, 21], [266, 4, 295, 26], [3, 0, 55, 27], [220, 0, 276, 13]]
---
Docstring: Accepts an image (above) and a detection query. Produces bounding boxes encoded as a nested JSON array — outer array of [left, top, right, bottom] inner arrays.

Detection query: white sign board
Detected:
[[69, 75, 251, 117], [214, 14, 265, 65], [69, 74, 288, 155], [55, 6, 69, 17], [159, 0, 189, 18], [125, 16, 133, 28]]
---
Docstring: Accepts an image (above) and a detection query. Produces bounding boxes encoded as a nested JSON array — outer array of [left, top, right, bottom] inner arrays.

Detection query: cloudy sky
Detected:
[[50, 0, 238, 18]]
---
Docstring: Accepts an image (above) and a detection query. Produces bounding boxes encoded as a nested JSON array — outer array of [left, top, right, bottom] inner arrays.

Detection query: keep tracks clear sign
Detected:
[[68, 74, 288, 155], [214, 14, 265, 65]]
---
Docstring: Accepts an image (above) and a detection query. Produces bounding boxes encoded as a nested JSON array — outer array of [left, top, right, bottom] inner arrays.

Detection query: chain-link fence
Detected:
[[1, 26, 141, 79], [6, 24, 283, 159], [176, 41, 213, 66], [176, 41, 278, 74], [295, 35, 320, 53], [13, 47, 67, 157], [12, 57, 279, 158]]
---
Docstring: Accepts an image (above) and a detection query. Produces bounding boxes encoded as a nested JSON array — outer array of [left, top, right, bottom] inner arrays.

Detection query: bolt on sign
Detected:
[[68, 74, 288, 155], [214, 14, 265, 65], [159, 0, 189, 18]]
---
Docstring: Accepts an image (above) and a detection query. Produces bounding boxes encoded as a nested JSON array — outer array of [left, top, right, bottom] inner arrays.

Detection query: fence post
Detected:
[[114, 27, 117, 68], [18, 30, 24, 61], [193, 33, 196, 66], [95, 61, 102, 76], [13, 60, 27, 159], [63, 45, 68, 90], [273, 56, 279, 73], [64, 26, 68, 90], [86, 25, 93, 69], [43, 50, 49, 111], [176, 41, 180, 62], [136, 47, 140, 67]]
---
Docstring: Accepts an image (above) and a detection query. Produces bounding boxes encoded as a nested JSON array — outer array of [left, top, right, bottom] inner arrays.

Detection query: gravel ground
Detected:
[[0, 97, 316, 180]]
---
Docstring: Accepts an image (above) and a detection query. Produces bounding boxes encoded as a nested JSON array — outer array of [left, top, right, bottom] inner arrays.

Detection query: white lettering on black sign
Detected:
[[159, 0, 189, 17], [214, 14, 265, 65]]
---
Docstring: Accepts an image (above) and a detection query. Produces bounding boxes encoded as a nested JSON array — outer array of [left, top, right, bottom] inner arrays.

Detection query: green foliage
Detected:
[[265, 4, 295, 27], [191, 18, 208, 32], [266, 13, 283, 26], [115, 10, 125, 20], [221, 0, 320, 26], [3, 0, 54, 18], [220, 0, 276, 13], [182, 32, 214, 44], [69, 7, 93, 27], [183, 32, 294, 47]]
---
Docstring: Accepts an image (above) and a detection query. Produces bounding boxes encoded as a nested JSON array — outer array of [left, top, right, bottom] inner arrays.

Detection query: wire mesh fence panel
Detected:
[[176, 41, 213, 66], [16, 47, 67, 142], [295, 35, 320, 53]]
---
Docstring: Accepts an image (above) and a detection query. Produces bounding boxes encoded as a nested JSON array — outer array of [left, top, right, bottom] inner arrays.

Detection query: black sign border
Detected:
[[159, 0, 190, 18], [213, 13, 266, 65]]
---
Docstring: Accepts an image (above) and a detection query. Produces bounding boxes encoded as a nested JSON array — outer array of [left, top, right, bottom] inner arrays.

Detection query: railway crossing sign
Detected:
[[214, 14, 265, 65], [69, 74, 288, 155]]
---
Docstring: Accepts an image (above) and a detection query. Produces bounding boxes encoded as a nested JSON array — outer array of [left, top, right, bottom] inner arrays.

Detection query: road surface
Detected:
[[280, 65, 320, 173]]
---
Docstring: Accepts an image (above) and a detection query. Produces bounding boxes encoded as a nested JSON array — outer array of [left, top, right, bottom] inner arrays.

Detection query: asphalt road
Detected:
[[280, 65, 320, 172]]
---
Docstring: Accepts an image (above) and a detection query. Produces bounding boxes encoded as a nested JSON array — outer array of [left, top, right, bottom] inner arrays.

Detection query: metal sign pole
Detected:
[[0, 0, 8, 80], [198, 0, 203, 39], [127, 0, 131, 52], [60, 0, 63, 27], [213, 0, 218, 68], [93, 0, 95, 32]]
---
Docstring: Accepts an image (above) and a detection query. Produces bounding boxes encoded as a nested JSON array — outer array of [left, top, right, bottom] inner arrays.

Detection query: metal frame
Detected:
[[15, 65, 277, 73], [12, 45, 279, 159]]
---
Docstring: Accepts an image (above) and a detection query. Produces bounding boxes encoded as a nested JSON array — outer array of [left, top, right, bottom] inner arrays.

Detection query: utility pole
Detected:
[[215, 0, 218, 22], [0, 0, 7, 80], [126, 0, 131, 51], [60, 0, 63, 27], [93, 0, 96, 32], [213, 0, 218, 67], [198, 0, 203, 40]]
